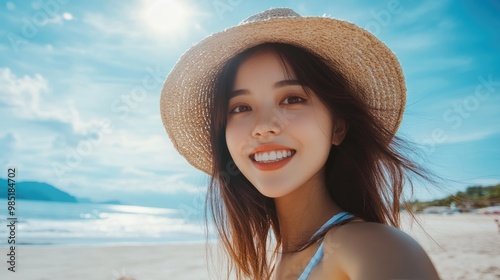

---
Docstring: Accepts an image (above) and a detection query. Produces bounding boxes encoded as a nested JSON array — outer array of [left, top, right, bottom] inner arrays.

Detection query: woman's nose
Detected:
[[251, 109, 282, 138]]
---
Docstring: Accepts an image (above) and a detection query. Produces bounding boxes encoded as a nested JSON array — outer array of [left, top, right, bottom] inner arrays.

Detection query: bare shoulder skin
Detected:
[[315, 219, 441, 280]]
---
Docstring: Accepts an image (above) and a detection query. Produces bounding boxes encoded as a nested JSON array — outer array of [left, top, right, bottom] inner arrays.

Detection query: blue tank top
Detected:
[[297, 211, 355, 280]]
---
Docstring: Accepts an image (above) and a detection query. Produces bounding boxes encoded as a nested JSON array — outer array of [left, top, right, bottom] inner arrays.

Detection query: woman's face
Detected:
[[225, 49, 342, 198]]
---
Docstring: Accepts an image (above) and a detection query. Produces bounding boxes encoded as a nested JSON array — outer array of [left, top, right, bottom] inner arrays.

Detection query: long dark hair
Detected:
[[206, 43, 429, 280]]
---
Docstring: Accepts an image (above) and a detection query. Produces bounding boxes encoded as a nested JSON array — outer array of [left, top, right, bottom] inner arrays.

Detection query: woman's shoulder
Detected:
[[324, 218, 422, 253], [322, 218, 440, 280]]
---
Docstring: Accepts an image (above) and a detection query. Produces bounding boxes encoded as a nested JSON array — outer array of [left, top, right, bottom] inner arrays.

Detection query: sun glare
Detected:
[[140, 0, 196, 37]]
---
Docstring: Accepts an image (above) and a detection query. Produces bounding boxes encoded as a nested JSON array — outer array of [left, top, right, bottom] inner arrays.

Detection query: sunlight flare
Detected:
[[139, 0, 198, 37]]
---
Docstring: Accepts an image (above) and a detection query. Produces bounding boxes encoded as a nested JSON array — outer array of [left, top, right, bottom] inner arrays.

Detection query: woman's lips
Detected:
[[252, 152, 295, 171], [249, 144, 296, 171]]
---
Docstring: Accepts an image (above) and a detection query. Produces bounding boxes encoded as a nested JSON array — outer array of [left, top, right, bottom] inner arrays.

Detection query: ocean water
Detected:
[[0, 199, 210, 246]]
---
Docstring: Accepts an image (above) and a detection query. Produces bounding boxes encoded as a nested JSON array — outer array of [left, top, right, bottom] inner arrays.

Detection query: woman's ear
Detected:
[[332, 119, 348, 146]]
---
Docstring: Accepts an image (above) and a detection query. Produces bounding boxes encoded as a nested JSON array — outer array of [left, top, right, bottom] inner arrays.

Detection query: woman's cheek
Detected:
[[226, 119, 249, 153]]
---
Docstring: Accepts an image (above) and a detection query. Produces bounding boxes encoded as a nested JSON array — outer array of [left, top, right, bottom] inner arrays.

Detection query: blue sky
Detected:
[[0, 0, 499, 207]]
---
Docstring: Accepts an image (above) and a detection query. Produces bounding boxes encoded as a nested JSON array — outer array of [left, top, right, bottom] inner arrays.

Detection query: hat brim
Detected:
[[160, 16, 406, 174]]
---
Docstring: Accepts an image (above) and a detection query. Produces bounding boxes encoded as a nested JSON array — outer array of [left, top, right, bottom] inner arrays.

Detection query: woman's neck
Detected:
[[274, 170, 342, 253]]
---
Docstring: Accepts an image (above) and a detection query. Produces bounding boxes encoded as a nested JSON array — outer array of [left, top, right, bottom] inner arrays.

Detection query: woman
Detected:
[[161, 8, 440, 280]]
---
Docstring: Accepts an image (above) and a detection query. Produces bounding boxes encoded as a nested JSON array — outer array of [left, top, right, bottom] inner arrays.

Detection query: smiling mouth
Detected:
[[250, 150, 296, 163]]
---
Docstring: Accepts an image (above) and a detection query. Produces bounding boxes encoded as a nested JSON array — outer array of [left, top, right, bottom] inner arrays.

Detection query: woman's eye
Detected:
[[282, 96, 306, 105], [229, 105, 251, 114]]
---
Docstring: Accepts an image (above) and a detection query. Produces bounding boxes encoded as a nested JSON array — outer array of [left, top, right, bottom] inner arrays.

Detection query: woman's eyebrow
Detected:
[[230, 79, 302, 99], [273, 79, 301, 89], [229, 89, 248, 99]]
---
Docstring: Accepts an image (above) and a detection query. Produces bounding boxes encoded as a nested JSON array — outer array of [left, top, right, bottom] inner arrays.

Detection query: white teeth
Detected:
[[253, 150, 294, 163], [262, 153, 269, 161], [269, 151, 276, 161]]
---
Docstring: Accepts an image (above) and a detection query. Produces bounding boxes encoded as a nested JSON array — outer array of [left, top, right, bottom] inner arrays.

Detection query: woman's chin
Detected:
[[254, 185, 296, 199]]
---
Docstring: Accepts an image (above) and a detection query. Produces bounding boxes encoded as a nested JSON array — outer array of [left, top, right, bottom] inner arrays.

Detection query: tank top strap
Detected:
[[297, 211, 355, 280], [308, 211, 354, 242]]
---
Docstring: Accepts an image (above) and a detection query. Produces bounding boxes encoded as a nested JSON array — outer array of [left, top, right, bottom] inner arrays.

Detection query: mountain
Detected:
[[0, 178, 77, 203], [0, 178, 125, 205]]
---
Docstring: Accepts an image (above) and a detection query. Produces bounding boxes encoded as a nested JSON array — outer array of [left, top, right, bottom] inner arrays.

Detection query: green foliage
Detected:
[[404, 184, 500, 212]]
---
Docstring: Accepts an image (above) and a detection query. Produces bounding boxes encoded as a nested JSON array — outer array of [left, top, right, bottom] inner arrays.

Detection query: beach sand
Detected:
[[1, 214, 499, 280], [401, 213, 500, 280]]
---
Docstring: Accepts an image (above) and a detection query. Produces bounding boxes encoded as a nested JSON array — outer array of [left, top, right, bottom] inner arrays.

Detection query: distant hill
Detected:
[[0, 178, 78, 202], [0, 178, 123, 204]]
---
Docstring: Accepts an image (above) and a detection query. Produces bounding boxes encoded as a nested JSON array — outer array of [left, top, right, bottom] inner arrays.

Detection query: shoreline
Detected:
[[1, 213, 499, 280], [6, 239, 209, 248]]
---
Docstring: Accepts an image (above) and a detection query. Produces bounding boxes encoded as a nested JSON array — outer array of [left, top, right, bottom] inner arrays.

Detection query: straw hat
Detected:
[[160, 8, 406, 174]]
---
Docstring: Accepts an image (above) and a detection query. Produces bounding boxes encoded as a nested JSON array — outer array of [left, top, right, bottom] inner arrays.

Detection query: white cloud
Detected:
[[442, 129, 499, 144], [0, 132, 17, 149], [41, 14, 64, 25], [154, 173, 205, 193], [81, 13, 128, 36], [0, 68, 103, 136], [381, 1, 456, 54], [0, 132, 18, 166], [122, 166, 155, 177], [393, 0, 451, 26], [389, 32, 439, 52], [109, 133, 167, 153], [62, 168, 205, 195], [0, 69, 196, 197], [0, 67, 48, 110]]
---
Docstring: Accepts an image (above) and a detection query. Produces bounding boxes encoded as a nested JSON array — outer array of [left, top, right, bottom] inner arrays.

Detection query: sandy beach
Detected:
[[401, 213, 500, 280], [1, 213, 499, 280]]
